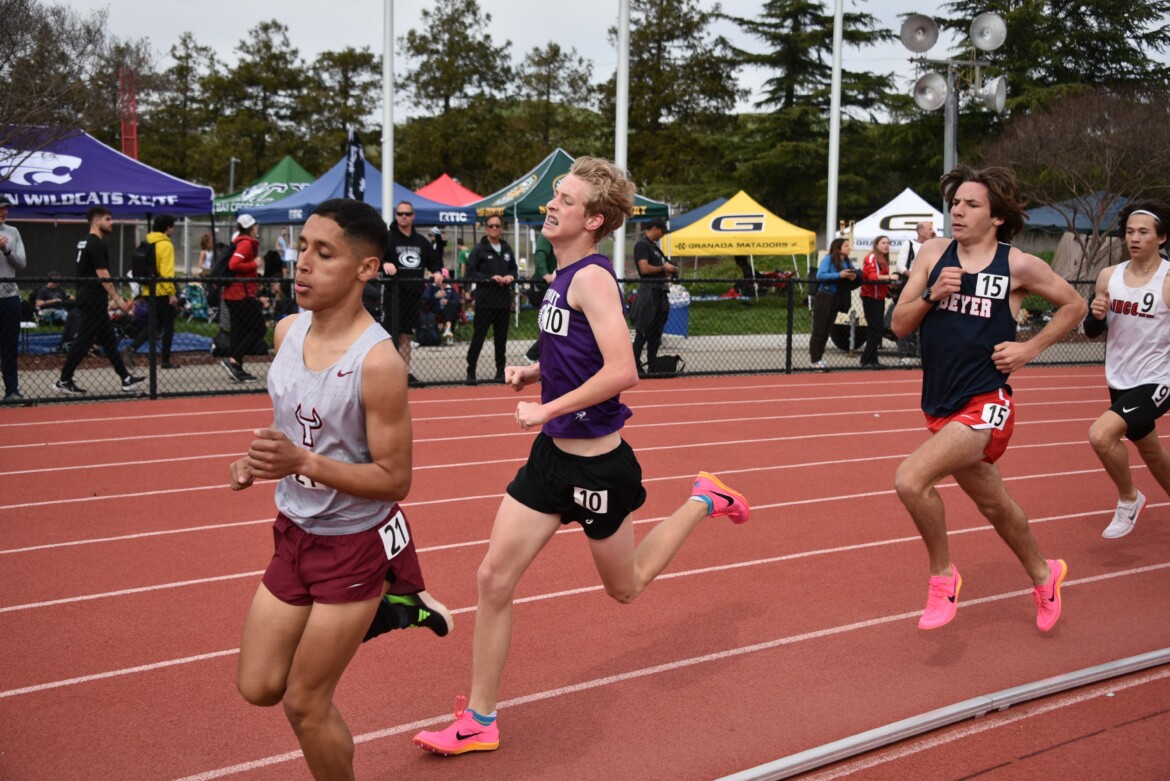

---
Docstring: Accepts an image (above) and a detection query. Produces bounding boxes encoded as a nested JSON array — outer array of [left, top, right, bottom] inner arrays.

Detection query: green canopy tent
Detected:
[[212, 156, 315, 215], [470, 148, 669, 225]]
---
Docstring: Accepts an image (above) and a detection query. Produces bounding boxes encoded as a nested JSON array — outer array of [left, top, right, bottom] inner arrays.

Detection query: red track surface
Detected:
[[1, 367, 1167, 781]]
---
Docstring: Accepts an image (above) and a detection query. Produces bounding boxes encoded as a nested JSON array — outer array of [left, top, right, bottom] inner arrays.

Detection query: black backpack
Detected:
[[131, 240, 157, 279], [210, 239, 239, 280]]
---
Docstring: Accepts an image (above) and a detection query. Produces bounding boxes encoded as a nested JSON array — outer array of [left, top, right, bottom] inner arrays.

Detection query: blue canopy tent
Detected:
[[1025, 193, 1124, 235], [0, 128, 213, 216], [248, 158, 475, 226], [668, 196, 728, 232]]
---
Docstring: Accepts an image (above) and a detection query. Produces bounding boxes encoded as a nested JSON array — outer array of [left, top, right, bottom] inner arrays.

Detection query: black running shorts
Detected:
[[1108, 383, 1170, 441], [506, 433, 647, 540]]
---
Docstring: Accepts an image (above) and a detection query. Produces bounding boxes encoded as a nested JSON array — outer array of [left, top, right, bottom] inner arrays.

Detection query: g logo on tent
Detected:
[[710, 213, 765, 233], [880, 213, 934, 232]]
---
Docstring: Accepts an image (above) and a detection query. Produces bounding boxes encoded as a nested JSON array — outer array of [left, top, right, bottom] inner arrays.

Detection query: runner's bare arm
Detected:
[[991, 251, 1087, 373], [892, 238, 954, 336]]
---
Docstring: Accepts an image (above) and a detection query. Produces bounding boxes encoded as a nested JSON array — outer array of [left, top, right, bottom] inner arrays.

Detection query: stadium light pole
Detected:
[[824, 0, 844, 251], [382, 0, 394, 223], [613, 0, 631, 273], [228, 157, 240, 193], [902, 12, 1008, 235]]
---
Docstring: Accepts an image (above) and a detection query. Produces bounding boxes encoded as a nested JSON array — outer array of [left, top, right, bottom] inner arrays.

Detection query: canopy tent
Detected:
[[415, 173, 482, 207], [850, 188, 943, 251], [212, 156, 314, 215], [1025, 192, 1125, 235], [0, 128, 213, 217], [248, 158, 475, 225], [669, 196, 728, 232], [664, 191, 817, 256], [469, 148, 669, 224]]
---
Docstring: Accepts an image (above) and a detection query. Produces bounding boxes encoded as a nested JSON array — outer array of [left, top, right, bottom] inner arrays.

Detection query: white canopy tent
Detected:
[[850, 188, 944, 252]]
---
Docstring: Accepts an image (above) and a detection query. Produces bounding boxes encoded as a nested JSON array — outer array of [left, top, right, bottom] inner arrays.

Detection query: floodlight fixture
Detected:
[[913, 73, 948, 111], [970, 12, 1008, 52], [979, 75, 1007, 113], [900, 14, 939, 53]]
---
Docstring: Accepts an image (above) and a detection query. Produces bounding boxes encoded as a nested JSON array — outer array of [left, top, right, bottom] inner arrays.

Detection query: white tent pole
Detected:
[[514, 204, 520, 327], [613, 0, 630, 274], [381, 0, 393, 224], [750, 254, 758, 299]]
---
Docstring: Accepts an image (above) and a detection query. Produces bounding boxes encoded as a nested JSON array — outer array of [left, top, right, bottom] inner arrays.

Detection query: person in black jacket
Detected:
[[465, 217, 517, 384], [382, 201, 441, 384]]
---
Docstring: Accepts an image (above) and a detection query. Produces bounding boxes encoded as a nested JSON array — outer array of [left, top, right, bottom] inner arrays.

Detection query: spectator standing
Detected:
[[383, 200, 441, 385], [888, 220, 936, 364], [54, 206, 145, 395], [529, 228, 557, 306], [221, 214, 264, 383], [0, 194, 27, 400], [891, 164, 1085, 632], [809, 238, 857, 372], [125, 214, 180, 370], [631, 218, 676, 376], [1083, 200, 1170, 539], [428, 226, 448, 269], [198, 232, 214, 278], [859, 234, 898, 368], [464, 217, 517, 384]]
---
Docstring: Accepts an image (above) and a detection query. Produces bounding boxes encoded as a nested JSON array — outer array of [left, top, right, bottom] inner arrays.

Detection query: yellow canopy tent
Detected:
[[662, 190, 817, 295], [664, 190, 817, 256]]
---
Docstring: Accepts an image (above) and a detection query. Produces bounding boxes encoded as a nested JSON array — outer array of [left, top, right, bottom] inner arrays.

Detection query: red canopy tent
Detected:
[[415, 173, 482, 207]]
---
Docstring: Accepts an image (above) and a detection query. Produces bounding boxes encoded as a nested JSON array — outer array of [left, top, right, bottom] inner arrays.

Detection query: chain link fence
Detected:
[[3, 269, 1104, 405]]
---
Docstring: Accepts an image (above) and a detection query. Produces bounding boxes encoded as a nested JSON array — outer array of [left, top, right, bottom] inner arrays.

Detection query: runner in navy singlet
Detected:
[[414, 157, 750, 757], [1084, 200, 1170, 539], [891, 164, 1086, 634]]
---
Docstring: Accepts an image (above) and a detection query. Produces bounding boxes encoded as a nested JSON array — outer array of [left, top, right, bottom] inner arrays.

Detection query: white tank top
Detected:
[[269, 313, 399, 534], [1105, 259, 1170, 390]]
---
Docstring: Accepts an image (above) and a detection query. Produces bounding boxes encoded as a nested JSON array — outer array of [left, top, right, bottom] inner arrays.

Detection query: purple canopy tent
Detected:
[[0, 128, 213, 217]]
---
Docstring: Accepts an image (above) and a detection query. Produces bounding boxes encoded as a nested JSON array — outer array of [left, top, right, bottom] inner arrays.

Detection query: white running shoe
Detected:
[[1103, 491, 1145, 539]]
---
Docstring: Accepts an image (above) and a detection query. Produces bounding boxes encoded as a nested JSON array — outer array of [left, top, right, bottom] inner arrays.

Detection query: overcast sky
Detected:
[[71, 0, 954, 114]]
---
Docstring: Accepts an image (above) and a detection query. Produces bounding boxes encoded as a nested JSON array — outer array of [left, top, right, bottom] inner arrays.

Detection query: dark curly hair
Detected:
[[940, 164, 1026, 242]]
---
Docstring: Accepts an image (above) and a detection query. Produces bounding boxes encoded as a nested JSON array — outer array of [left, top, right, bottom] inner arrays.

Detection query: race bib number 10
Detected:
[[539, 305, 570, 337]]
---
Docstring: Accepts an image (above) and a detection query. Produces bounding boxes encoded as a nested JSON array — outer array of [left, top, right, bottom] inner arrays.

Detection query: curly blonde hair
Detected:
[[569, 157, 636, 241]]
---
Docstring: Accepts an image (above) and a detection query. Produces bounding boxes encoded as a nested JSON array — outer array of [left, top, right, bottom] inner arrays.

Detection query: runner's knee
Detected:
[[476, 558, 519, 607], [237, 670, 285, 707]]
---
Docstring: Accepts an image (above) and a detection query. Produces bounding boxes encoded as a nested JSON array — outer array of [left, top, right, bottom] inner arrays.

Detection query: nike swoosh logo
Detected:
[[337, 369, 355, 377], [455, 730, 482, 740], [947, 594, 956, 603], [713, 491, 735, 507], [1122, 406, 1137, 413]]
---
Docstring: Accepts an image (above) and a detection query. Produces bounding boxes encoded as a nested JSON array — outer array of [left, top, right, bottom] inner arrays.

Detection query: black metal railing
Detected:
[[1, 275, 1104, 405]]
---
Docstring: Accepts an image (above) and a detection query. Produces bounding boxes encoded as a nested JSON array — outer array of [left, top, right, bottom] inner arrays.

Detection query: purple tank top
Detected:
[[538, 254, 632, 438]]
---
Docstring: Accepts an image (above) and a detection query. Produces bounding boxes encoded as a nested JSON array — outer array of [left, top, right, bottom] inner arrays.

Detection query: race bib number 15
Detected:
[[980, 403, 1010, 430]]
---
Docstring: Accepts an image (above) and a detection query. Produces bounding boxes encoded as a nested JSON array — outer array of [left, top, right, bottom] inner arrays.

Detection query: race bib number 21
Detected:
[[378, 509, 412, 561]]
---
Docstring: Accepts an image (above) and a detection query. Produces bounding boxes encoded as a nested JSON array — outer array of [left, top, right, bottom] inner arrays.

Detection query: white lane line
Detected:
[[167, 562, 1169, 781], [0, 418, 1100, 511], [0, 438, 1114, 551]]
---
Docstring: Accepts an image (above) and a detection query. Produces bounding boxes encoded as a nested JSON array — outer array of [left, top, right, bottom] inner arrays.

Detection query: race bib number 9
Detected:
[[378, 509, 412, 561], [975, 273, 1009, 299], [980, 403, 1010, 430]]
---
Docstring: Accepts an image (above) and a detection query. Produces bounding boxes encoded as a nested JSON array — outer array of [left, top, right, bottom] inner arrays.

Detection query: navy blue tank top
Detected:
[[919, 240, 1017, 416], [538, 254, 633, 438]]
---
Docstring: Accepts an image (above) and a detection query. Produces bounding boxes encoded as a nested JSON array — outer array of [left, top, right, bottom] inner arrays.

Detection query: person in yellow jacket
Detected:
[[125, 214, 181, 369]]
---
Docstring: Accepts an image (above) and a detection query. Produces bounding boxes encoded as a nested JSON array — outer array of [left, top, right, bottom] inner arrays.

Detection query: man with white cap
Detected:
[[221, 214, 264, 382]]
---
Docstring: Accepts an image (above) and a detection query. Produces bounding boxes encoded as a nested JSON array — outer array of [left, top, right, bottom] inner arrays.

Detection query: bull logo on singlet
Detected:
[[396, 245, 422, 270], [294, 403, 323, 447]]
